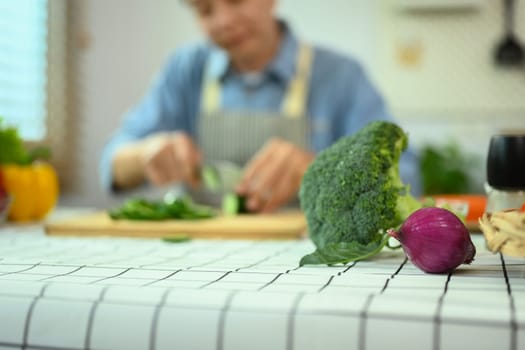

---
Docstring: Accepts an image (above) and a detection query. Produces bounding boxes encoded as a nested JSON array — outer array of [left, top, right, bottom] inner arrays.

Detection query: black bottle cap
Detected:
[[487, 134, 525, 190]]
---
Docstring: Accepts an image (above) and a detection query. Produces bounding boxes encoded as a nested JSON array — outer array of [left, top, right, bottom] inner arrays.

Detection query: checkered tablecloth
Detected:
[[0, 224, 523, 350]]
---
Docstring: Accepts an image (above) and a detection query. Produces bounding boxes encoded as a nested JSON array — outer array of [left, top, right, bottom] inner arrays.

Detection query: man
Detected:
[[100, 0, 421, 212]]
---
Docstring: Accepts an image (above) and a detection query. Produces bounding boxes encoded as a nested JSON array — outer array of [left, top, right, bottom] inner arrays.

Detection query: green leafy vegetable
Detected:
[[0, 117, 52, 165], [299, 120, 422, 266], [300, 233, 388, 265], [109, 196, 216, 221], [420, 141, 480, 195], [0, 118, 28, 165]]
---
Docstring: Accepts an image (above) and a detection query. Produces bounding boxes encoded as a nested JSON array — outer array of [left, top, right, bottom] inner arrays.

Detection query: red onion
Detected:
[[387, 207, 476, 273]]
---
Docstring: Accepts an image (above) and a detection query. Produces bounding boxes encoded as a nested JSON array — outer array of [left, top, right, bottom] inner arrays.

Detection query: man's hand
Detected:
[[112, 132, 202, 189], [236, 138, 315, 213], [141, 132, 202, 187]]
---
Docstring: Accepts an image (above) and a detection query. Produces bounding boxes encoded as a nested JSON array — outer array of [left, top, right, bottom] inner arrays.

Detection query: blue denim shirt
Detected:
[[100, 24, 421, 195]]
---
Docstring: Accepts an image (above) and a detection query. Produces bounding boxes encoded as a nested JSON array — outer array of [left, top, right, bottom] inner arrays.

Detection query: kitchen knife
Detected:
[[183, 161, 243, 209], [163, 161, 243, 208]]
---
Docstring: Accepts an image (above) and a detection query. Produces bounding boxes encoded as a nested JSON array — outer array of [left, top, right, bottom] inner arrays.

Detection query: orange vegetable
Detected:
[[1, 162, 59, 222]]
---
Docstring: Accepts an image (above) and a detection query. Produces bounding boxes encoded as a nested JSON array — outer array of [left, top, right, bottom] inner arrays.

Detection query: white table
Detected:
[[0, 222, 523, 350]]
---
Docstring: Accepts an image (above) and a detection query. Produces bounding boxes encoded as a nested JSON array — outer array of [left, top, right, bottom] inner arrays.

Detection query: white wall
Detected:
[[277, 0, 379, 68], [61, 0, 525, 207], [376, 0, 525, 190], [379, 0, 525, 111], [64, 0, 201, 206]]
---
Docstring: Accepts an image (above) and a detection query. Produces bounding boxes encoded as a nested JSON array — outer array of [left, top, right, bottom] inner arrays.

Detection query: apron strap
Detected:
[[201, 66, 221, 115], [281, 44, 313, 119], [200, 43, 314, 119]]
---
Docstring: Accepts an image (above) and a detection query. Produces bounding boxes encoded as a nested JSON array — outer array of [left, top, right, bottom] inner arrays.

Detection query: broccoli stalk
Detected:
[[299, 121, 422, 265], [390, 138, 423, 224]]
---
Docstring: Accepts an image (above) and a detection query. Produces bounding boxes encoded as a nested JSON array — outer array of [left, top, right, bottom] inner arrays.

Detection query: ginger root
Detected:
[[479, 209, 525, 257]]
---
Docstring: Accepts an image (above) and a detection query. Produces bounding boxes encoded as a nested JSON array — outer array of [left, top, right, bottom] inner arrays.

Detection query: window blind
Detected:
[[0, 0, 48, 141]]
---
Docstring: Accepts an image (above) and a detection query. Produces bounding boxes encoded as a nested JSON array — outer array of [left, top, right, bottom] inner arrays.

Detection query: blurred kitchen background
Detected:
[[1, 0, 524, 208]]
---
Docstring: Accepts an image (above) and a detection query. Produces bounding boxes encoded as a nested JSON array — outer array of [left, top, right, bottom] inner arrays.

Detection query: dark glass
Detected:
[[487, 134, 525, 190]]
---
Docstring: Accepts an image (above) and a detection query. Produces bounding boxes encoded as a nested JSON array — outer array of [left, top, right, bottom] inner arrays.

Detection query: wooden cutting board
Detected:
[[44, 210, 307, 240]]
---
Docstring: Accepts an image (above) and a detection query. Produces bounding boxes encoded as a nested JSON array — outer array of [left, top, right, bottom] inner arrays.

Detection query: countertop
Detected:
[[0, 216, 524, 350]]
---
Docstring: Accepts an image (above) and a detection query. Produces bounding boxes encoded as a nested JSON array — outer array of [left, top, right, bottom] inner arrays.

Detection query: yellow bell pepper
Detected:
[[1, 162, 59, 222]]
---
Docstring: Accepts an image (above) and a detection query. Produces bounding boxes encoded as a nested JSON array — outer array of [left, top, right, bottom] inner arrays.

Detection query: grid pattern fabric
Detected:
[[0, 226, 524, 350]]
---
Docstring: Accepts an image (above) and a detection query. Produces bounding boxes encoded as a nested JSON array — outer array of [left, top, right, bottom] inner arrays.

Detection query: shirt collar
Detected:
[[206, 20, 300, 84]]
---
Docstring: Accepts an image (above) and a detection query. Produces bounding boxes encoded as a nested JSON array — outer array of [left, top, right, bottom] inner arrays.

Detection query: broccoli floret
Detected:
[[299, 120, 422, 265]]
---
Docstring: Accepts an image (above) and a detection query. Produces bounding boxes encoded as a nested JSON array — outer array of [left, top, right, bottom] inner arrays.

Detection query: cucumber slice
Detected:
[[201, 165, 221, 192], [222, 192, 249, 215]]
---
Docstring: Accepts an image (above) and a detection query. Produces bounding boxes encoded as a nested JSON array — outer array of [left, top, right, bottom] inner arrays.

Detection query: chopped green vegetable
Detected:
[[222, 192, 249, 215], [201, 165, 221, 192], [162, 234, 191, 243], [299, 120, 423, 266], [109, 196, 216, 221]]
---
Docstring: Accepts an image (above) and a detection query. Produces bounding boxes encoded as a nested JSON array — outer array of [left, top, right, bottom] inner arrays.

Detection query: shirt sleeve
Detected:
[[335, 61, 423, 196], [99, 46, 206, 193]]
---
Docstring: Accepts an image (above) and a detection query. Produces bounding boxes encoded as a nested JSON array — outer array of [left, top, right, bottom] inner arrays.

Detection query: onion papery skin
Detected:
[[388, 207, 476, 274]]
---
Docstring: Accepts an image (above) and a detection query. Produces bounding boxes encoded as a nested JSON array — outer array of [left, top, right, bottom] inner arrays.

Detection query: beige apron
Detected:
[[198, 44, 313, 165]]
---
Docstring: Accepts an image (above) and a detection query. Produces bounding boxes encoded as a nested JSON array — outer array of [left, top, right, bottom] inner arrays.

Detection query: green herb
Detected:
[[420, 141, 479, 195], [0, 118, 28, 165], [0, 117, 52, 165]]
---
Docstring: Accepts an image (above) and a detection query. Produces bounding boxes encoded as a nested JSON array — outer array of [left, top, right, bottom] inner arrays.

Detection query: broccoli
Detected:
[[299, 120, 422, 265]]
